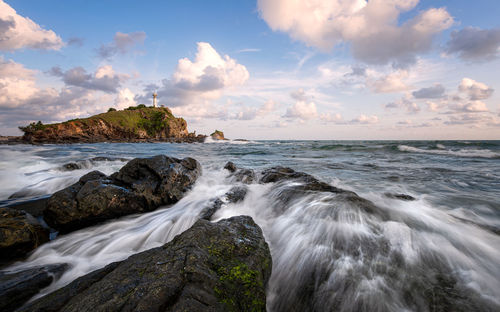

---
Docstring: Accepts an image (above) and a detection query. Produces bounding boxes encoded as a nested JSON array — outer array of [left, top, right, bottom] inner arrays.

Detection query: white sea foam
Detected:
[[398, 144, 500, 158]]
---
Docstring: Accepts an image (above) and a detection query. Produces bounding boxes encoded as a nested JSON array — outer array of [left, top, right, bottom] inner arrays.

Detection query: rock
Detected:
[[44, 155, 201, 233], [0, 208, 49, 263], [224, 161, 237, 173], [111, 155, 201, 207], [210, 130, 226, 140], [224, 162, 255, 184], [0, 263, 67, 312], [21, 216, 272, 312], [225, 186, 248, 203], [384, 193, 416, 201], [0, 195, 50, 218], [259, 166, 387, 219], [60, 157, 129, 171], [199, 186, 248, 221]]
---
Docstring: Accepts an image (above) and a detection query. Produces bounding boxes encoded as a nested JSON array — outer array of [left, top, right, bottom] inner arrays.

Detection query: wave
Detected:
[[398, 145, 500, 159], [203, 137, 257, 144]]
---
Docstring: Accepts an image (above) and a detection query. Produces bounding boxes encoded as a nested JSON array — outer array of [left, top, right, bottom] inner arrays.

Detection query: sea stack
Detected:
[[210, 130, 226, 140]]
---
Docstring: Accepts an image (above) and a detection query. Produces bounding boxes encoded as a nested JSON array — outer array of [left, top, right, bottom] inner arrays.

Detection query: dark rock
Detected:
[[111, 155, 201, 207], [384, 193, 416, 201], [199, 186, 248, 221], [21, 216, 272, 312], [44, 156, 201, 233], [0, 263, 67, 312], [0, 208, 49, 263], [210, 130, 226, 140], [225, 186, 248, 203], [0, 195, 50, 217], [61, 157, 130, 171], [199, 198, 224, 221], [224, 161, 237, 173], [224, 162, 255, 184]]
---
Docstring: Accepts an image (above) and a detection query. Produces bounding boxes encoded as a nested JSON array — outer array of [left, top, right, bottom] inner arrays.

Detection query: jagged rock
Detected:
[[0, 208, 49, 263], [44, 155, 201, 233], [259, 166, 386, 219], [60, 157, 130, 171], [199, 186, 248, 221], [0, 195, 50, 218], [0, 263, 67, 312], [384, 193, 416, 201], [20, 216, 272, 312], [210, 130, 226, 140], [224, 162, 255, 184]]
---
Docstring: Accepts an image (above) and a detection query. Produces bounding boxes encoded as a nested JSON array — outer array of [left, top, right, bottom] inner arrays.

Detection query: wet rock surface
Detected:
[[384, 193, 416, 201], [44, 155, 201, 233], [61, 157, 129, 171], [200, 186, 248, 220], [224, 161, 255, 184], [0, 263, 67, 312], [0, 208, 49, 263], [19, 216, 272, 312]]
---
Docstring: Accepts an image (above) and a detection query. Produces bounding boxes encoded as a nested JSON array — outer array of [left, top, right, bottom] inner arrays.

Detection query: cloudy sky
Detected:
[[1, 0, 499, 139]]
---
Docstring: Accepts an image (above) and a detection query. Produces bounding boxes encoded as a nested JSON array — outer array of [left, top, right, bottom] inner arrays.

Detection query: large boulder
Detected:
[[224, 161, 255, 184], [20, 216, 272, 312], [0, 208, 49, 263], [0, 264, 67, 312], [44, 155, 201, 233]]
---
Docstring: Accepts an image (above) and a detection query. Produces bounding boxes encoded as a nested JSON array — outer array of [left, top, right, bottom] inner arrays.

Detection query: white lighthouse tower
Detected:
[[152, 92, 158, 107]]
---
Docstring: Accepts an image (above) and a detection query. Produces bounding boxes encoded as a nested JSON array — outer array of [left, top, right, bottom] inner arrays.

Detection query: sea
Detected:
[[1, 140, 499, 311]]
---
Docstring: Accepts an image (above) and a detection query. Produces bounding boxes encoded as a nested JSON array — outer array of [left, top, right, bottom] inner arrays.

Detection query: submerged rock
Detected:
[[224, 161, 255, 184], [384, 193, 416, 201], [44, 155, 201, 233], [0, 208, 49, 263], [0, 263, 67, 312], [20, 216, 272, 312], [199, 186, 249, 220]]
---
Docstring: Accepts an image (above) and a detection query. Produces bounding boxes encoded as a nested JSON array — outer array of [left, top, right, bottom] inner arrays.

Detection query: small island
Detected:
[[16, 105, 211, 144]]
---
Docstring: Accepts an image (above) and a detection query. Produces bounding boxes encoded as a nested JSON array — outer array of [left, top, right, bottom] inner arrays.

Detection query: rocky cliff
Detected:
[[19, 106, 206, 144]]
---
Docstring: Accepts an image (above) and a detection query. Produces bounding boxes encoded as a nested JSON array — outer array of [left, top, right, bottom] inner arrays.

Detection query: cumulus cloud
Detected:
[[386, 95, 420, 113], [412, 84, 445, 99], [98, 31, 146, 59], [458, 78, 494, 101], [0, 57, 39, 108], [258, 0, 453, 67], [319, 112, 343, 123], [369, 70, 409, 93], [350, 114, 379, 124], [284, 101, 318, 120], [136, 42, 249, 118], [233, 100, 277, 120], [446, 27, 500, 61], [49, 65, 129, 93], [449, 100, 489, 113], [0, 0, 63, 51], [114, 88, 136, 109]]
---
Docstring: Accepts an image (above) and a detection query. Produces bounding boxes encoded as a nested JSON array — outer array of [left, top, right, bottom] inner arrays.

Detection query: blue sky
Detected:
[[1, 0, 499, 139]]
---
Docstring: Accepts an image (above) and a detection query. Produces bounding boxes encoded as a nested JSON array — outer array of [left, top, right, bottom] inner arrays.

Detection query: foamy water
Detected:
[[1, 141, 499, 311]]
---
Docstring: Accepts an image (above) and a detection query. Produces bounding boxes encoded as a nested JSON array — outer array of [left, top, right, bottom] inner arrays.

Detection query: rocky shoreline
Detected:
[[1, 154, 495, 312]]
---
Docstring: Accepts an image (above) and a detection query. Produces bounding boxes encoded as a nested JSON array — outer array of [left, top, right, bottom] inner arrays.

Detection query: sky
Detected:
[[0, 0, 499, 140]]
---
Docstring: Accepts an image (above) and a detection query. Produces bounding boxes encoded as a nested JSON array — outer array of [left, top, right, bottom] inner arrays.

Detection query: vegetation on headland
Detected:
[[17, 105, 206, 143]]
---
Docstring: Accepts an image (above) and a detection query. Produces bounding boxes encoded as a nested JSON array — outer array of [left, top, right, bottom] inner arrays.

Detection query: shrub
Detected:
[[107, 107, 117, 112], [19, 121, 46, 133]]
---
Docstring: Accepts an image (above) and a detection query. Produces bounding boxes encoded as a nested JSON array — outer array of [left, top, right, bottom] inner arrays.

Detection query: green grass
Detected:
[[19, 106, 182, 136]]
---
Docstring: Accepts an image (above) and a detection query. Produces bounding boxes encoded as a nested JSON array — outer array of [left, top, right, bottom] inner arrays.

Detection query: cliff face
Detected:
[[20, 107, 205, 143]]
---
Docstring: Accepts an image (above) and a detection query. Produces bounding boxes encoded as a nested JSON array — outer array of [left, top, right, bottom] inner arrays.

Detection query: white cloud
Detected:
[[284, 101, 318, 120], [458, 78, 494, 100], [386, 95, 421, 113], [319, 112, 343, 123], [98, 31, 146, 59], [49, 65, 129, 93], [0, 0, 63, 51], [351, 114, 379, 124], [258, 0, 453, 66], [449, 100, 489, 113], [114, 88, 136, 109], [0, 57, 39, 108], [138, 42, 249, 119], [369, 70, 409, 93]]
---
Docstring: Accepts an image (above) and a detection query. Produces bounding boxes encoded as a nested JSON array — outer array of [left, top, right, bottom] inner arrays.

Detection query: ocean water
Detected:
[[1, 140, 499, 311]]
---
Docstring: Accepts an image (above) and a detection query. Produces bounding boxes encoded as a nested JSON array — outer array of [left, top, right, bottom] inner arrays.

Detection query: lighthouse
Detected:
[[152, 92, 158, 107]]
